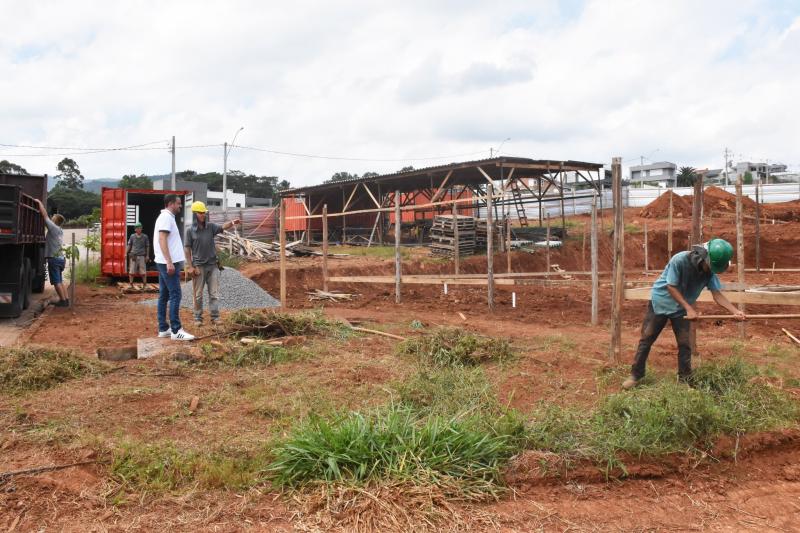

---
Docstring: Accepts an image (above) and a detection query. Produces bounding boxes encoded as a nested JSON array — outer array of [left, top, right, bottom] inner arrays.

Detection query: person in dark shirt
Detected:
[[34, 199, 68, 307], [184, 201, 239, 325], [622, 239, 744, 390], [126, 222, 150, 290]]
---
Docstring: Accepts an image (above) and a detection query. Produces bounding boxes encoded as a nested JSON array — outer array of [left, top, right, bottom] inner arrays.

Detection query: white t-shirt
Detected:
[[153, 209, 186, 264]]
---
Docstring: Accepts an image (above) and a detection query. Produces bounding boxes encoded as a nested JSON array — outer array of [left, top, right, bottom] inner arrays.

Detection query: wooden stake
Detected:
[[545, 212, 551, 278], [395, 190, 401, 304], [667, 190, 673, 258], [609, 157, 624, 361], [643, 221, 649, 272], [506, 215, 512, 273], [755, 179, 761, 272], [691, 175, 703, 248], [582, 222, 587, 271], [591, 192, 599, 326], [453, 201, 460, 275], [279, 201, 287, 309], [694, 314, 800, 320], [322, 204, 329, 292], [70, 232, 76, 306], [736, 176, 746, 339], [782, 328, 800, 346], [486, 183, 495, 311]]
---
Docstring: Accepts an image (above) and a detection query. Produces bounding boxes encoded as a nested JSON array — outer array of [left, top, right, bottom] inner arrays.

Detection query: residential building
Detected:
[[733, 161, 788, 183], [207, 189, 246, 208], [245, 196, 273, 207], [630, 162, 677, 187]]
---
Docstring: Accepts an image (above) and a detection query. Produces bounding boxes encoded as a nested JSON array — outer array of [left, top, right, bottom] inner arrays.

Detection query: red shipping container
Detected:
[[101, 188, 193, 277]]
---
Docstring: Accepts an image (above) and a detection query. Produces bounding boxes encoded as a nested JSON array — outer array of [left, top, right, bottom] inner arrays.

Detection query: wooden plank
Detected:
[[329, 276, 515, 286], [430, 170, 454, 203], [322, 204, 329, 292], [624, 287, 800, 306], [342, 184, 359, 212], [453, 202, 460, 274], [477, 166, 494, 185], [667, 190, 673, 257], [362, 183, 381, 209]]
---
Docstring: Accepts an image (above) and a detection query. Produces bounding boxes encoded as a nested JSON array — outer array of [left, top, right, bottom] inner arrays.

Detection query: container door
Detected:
[[101, 188, 127, 277]]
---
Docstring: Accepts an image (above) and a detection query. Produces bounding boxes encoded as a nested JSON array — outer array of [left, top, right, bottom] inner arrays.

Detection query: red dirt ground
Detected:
[[2, 206, 800, 531]]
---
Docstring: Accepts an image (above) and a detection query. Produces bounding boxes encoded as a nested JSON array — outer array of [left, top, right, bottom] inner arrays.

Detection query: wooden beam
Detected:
[[453, 202, 460, 275], [609, 156, 624, 362], [591, 192, 599, 326], [279, 201, 287, 308], [322, 204, 329, 292], [736, 176, 746, 338], [362, 182, 381, 209], [624, 287, 800, 306], [501, 167, 516, 193], [430, 170, 454, 203], [477, 166, 494, 185], [395, 190, 401, 304], [342, 185, 359, 212], [487, 182, 495, 310], [667, 190, 673, 258]]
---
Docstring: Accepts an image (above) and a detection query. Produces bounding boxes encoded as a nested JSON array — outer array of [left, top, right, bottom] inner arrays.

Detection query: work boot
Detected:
[[621, 376, 641, 390]]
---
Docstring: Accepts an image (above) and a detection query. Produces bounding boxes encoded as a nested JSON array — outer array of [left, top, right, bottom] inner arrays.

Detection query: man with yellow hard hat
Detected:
[[184, 201, 240, 325]]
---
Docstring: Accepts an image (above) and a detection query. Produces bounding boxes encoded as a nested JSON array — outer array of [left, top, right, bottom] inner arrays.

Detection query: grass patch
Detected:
[[527, 358, 800, 473], [393, 366, 501, 419], [225, 343, 308, 367], [397, 327, 512, 367], [0, 346, 107, 394], [335, 245, 412, 260], [533, 333, 577, 354], [111, 441, 271, 492], [66, 257, 102, 284], [268, 404, 525, 500], [227, 309, 352, 340], [217, 249, 245, 269]]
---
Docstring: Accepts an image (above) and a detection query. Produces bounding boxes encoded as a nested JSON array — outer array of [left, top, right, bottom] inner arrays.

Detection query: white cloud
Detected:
[[1, 0, 798, 185]]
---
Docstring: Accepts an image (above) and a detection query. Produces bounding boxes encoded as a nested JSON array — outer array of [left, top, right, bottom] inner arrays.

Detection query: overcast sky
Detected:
[[1, 0, 798, 186]]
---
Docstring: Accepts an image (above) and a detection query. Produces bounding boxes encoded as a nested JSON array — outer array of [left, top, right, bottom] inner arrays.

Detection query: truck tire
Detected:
[[22, 258, 32, 310]]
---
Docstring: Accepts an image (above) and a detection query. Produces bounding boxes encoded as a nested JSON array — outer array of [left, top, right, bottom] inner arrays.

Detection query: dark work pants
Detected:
[[631, 302, 692, 380]]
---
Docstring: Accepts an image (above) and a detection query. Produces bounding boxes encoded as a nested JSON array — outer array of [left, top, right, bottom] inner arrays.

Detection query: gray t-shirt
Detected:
[[128, 233, 150, 256], [185, 222, 224, 266], [44, 218, 64, 258]]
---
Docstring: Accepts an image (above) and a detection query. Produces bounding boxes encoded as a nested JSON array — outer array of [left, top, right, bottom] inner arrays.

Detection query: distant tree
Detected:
[[327, 171, 360, 183], [175, 169, 290, 205], [743, 171, 753, 185], [118, 174, 153, 189], [55, 158, 84, 189], [398, 166, 414, 173], [176, 170, 198, 179], [48, 187, 100, 219], [676, 166, 697, 187], [362, 171, 380, 179], [0, 160, 29, 175]]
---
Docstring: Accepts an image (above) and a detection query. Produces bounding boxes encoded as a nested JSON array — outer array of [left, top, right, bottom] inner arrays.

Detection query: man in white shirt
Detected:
[[154, 194, 194, 340]]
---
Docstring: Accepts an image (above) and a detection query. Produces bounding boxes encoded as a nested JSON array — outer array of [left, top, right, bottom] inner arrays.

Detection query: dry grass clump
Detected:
[[397, 327, 512, 367], [227, 309, 352, 339], [0, 346, 107, 394]]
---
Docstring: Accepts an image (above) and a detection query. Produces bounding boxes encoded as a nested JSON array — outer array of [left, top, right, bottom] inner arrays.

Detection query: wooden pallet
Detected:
[[118, 282, 160, 293]]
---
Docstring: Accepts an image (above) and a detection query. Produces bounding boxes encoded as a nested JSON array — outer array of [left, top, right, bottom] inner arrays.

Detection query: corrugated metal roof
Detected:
[[282, 156, 603, 196]]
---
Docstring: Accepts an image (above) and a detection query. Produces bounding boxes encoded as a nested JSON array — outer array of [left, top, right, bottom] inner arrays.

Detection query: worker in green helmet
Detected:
[[622, 238, 744, 390]]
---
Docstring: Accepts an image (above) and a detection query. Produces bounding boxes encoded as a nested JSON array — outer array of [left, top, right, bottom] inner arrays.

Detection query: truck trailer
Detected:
[[0, 173, 48, 318]]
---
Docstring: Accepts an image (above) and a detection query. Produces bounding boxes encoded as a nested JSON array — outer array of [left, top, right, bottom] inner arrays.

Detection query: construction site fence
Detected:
[[208, 206, 278, 241]]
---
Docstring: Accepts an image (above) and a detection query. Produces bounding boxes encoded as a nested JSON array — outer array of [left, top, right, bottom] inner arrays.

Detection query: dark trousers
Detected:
[[156, 261, 183, 334], [631, 302, 692, 380]]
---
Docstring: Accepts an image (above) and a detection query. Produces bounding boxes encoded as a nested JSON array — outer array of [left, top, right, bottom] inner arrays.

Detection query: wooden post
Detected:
[[581, 222, 587, 271], [545, 212, 551, 278], [755, 179, 761, 272], [452, 201, 460, 275], [85, 227, 90, 283], [559, 164, 566, 234], [591, 192, 599, 326], [609, 157, 624, 361], [305, 195, 311, 245], [736, 177, 746, 338], [486, 183, 495, 311], [506, 215, 512, 273], [643, 221, 649, 271], [322, 204, 329, 292], [395, 190, 401, 304], [341, 187, 347, 244], [70, 232, 76, 307], [691, 175, 703, 248], [279, 201, 287, 309], [667, 190, 673, 258]]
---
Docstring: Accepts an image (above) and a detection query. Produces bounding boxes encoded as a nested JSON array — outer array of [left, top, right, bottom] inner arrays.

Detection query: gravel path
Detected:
[[142, 267, 279, 309]]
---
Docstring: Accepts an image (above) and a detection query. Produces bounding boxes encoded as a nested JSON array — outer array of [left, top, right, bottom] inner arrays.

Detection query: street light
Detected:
[[222, 126, 244, 212], [490, 137, 511, 158]]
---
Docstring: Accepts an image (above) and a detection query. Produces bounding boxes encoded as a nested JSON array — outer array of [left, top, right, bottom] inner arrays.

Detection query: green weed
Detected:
[[0, 346, 107, 394], [227, 309, 352, 340], [268, 404, 525, 500], [393, 366, 500, 419], [225, 343, 307, 367], [397, 327, 513, 367]]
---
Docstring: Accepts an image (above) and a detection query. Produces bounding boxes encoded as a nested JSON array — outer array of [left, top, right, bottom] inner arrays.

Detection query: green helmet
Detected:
[[134, 222, 143, 229], [707, 238, 733, 274]]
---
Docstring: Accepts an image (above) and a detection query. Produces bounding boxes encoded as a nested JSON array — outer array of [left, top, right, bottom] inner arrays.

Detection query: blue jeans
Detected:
[[47, 257, 66, 285], [156, 261, 183, 333]]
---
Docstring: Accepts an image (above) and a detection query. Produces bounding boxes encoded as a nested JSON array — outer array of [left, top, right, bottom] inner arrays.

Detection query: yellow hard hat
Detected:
[[191, 201, 208, 213]]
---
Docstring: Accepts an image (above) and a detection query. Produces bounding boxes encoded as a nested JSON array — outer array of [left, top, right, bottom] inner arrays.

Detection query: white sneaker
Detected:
[[171, 329, 195, 341], [158, 330, 171, 338]]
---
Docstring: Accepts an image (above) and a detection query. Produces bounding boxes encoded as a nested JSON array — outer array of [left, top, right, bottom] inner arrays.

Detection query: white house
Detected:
[[206, 189, 246, 208]]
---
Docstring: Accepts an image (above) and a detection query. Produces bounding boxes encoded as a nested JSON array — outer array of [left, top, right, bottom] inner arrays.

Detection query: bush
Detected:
[[0, 346, 107, 394], [268, 405, 525, 499], [227, 309, 351, 339], [224, 343, 304, 367], [397, 327, 512, 367]]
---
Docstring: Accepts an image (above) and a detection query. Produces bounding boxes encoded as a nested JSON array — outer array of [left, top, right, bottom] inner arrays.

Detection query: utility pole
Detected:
[[724, 147, 730, 187], [170, 136, 176, 190], [222, 142, 228, 212]]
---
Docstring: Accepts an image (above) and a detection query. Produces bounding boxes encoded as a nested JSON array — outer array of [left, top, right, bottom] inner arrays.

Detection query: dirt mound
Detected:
[[763, 199, 800, 222], [700, 185, 756, 215], [639, 190, 692, 219]]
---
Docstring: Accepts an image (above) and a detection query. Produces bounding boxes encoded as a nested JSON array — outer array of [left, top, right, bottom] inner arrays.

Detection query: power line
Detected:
[[232, 144, 488, 162], [0, 140, 169, 151]]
